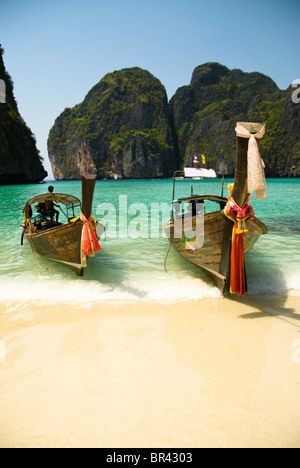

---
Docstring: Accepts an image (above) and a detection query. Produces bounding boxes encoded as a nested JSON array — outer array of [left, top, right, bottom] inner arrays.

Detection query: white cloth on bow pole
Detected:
[[235, 123, 267, 199]]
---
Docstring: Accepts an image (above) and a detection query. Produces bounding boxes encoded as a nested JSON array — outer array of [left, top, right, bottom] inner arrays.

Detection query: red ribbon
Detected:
[[224, 196, 254, 296], [230, 223, 246, 295], [80, 212, 101, 256]]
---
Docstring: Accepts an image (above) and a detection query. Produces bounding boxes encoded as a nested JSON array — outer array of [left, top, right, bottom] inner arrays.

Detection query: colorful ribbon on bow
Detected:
[[223, 192, 255, 296], [80, 212, 101, 256], [225, 194, 255, 233]]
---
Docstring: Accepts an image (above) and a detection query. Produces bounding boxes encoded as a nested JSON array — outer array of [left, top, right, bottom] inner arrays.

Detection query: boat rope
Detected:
[[23, 219, 52, 272], [28, 238, 43, 269], [164, 241, 172, 274], [58, 205, 69, 220], [27, 236, 51, 272], [262, 309, 300, 329], [234, 297, 300, 329]]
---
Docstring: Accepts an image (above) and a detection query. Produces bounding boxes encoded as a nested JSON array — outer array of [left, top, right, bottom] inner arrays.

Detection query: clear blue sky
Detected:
[[1, 0, 299, 178]]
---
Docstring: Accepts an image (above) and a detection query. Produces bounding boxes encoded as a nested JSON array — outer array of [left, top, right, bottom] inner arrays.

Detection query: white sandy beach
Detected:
[[0, 292, 299, 448]]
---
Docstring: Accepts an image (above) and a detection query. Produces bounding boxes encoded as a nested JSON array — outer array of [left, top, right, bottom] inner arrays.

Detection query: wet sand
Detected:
[[0, 293, 300, 448]]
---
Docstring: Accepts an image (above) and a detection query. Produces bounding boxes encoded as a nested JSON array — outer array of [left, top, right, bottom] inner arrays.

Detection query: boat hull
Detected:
[[24, 221, 86, 275], [163, 210, 268, 292]]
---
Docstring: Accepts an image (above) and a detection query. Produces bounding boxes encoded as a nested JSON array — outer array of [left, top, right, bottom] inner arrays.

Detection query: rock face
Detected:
[[48, 67, 177, 179], [0, 46, 47, 185], [170, 62, 300, 177], [48, 63, 300, 179]]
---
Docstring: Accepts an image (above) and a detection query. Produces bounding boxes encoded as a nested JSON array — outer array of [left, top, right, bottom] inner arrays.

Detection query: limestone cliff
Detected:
[[170, 62, 300, 177], [0, 45, 47, 184], [48, 63, 300, 179], [48, 67, 177, 179]]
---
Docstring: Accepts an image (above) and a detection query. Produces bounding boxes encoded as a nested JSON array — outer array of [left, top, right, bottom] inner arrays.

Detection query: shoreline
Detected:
[[0, 294, 299, 448]]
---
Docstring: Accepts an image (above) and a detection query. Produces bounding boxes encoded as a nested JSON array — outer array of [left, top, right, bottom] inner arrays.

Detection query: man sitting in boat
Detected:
[[46, 186, 60, 224]]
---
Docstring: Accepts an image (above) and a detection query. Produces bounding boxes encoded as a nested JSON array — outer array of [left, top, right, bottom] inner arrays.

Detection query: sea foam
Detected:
[[1, 266, 298, 305], [0, 274, 223, 304]]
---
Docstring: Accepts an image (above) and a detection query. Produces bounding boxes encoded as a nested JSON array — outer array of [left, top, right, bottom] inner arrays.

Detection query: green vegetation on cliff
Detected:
[[48, 67, 176, 179], [0, 45, 47, 185], [48, 63, 300, 180], [170, 62, 300, 177]]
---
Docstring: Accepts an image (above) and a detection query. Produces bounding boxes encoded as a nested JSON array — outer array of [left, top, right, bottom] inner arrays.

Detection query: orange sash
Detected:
[[229, 221, 247, 295], [80, 212, 101, 256], [223, 197, 254, 296]]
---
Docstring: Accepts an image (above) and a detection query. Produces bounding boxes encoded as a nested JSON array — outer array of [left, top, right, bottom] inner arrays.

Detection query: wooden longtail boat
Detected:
[[21, 174, 103, 276], [162, 122, 268, 295]]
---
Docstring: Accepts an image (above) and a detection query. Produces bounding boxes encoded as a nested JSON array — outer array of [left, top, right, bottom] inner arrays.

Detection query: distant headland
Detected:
[[0, 45, 47, 185]]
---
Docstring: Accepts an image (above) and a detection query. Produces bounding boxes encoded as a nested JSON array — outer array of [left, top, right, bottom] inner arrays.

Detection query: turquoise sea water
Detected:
[[0, 178, 299, 302]]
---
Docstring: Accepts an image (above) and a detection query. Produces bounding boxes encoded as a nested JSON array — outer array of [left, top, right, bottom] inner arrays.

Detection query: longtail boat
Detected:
[[21, 174, 103, 276], [162, 122, 268, 295]]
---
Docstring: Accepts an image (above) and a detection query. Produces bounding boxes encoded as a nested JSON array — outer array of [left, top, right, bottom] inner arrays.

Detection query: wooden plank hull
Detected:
[[163, 211, 268, 292], [24, 221, 86, 275]]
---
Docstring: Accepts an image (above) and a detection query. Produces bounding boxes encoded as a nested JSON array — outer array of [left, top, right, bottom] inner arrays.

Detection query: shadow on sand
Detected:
[[226, 267, 300, 328], [80, 247, 148, 300]]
